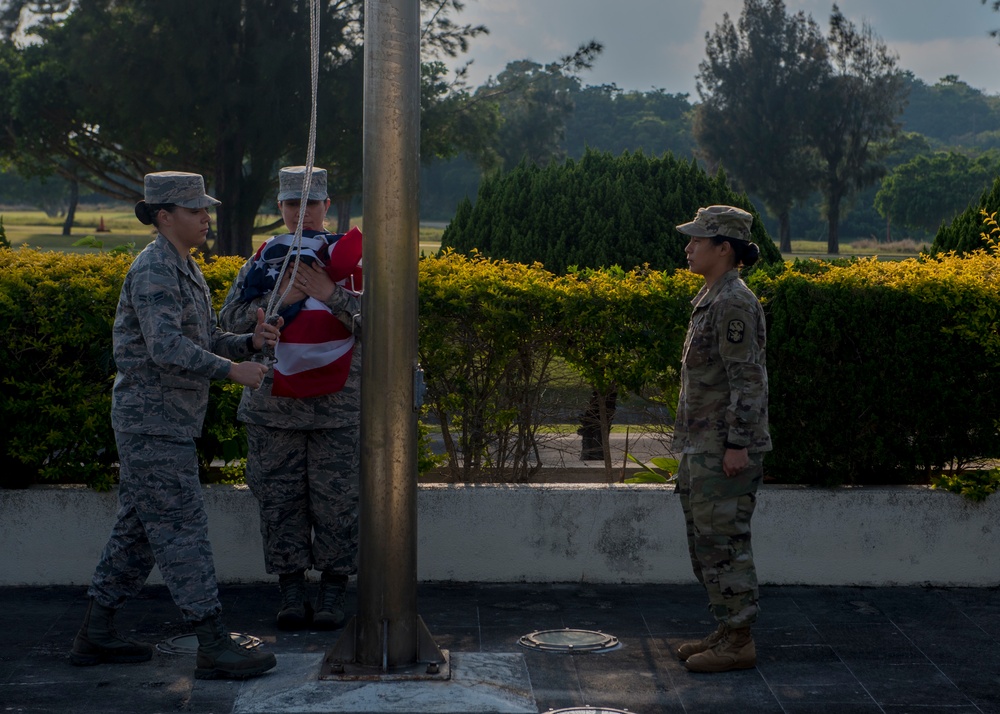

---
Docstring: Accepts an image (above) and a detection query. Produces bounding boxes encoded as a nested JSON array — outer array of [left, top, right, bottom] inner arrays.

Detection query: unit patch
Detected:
[[727, 319, 745, 344]]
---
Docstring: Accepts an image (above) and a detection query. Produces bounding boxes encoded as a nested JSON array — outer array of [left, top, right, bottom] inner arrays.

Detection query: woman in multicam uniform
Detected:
[[71, 172, 280, 680], [219, 166, 362, 633], [670, 205, 771, 674]]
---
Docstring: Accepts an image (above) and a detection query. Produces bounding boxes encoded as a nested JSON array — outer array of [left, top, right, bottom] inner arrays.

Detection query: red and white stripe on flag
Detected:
[[272, 297, 355, 398]]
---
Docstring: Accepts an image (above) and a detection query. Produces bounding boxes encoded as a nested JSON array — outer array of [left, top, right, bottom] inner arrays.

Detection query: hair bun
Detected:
[[743, 242, 761, 267], [134, 201, 154, 226]]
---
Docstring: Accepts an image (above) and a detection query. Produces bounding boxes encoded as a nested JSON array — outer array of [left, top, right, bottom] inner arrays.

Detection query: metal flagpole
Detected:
[[322, 0, 446, 679]]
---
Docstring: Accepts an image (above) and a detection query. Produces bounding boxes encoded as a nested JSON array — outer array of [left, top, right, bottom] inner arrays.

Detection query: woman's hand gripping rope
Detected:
[[251, 307, 283, 385]]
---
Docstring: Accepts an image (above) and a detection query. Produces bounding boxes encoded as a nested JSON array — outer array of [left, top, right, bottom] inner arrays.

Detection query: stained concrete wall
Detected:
[[1, 484, 997, 587]]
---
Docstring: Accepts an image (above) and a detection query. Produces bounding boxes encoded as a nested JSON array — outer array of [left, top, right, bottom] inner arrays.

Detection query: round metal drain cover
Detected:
[[157, 632, 261, 656], [547, 708, 633, 713], [518, 628, 620, 653]]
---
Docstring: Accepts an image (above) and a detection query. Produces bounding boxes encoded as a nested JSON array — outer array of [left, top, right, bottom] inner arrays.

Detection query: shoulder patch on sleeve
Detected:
[[727, 319, 745, 344]]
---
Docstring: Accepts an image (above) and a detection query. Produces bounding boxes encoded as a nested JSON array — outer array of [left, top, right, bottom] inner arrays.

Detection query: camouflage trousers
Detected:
[[245, 423, 360, 576], [88, 432, 221, 622], [675, 451, 763, 628]]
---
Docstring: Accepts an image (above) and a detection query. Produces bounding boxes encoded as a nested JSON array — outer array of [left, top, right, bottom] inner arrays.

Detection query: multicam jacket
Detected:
[[111, 234, 252, 437], [672, 269, 771, 454], [218, 257, 361, 430]]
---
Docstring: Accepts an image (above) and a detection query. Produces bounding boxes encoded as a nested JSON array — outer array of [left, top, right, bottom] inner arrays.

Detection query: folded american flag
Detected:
[[241, 227, 362, 398]]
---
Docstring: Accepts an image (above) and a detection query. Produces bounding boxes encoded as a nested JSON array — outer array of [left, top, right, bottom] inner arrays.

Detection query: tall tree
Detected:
[[808, 5, 906, 254], [693, 0, 827, 252], [1, 0, 486, 256]]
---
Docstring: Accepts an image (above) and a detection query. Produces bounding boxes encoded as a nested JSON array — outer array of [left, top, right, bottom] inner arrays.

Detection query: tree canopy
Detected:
[[694, 0, 827, 253], [808, 5, 907, 253], [875, 151, 1000, 234], [0, 0, 487, 256]]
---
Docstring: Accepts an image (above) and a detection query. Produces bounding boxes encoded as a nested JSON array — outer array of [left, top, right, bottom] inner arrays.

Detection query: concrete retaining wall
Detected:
[[1, 484, 997, 586]]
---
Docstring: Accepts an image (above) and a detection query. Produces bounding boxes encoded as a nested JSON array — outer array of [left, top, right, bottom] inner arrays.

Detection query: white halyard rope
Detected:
[[264, 0, 322, 322]]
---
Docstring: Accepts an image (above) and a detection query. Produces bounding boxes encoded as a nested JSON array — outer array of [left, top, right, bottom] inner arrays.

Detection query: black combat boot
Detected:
[[192, 614, 276, 680], [276, 571, 310, 630], [312, 572, 348, 630], [70, 598, 154, 666]]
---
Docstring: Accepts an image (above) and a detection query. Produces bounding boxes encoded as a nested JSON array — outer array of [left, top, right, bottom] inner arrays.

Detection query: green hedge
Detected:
[[3, 245, 1000, 489], [418, 252, 701, 481], [0, 248, 247, 489], [750, 254, 1000, 485]]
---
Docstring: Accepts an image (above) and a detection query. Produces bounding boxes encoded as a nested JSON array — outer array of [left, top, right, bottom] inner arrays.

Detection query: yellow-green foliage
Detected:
[[931, 469, 1000, 502], [752, 248, 1000, 485], [5, 236, 1000, 490], [0, 248, 132, 489], [0, 248, 247, 489], [418, 250, 700, 481]]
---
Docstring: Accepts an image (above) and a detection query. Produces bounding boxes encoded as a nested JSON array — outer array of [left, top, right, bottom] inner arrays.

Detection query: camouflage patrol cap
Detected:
[[143, 171, 220, 208], [277, 165, 329, 202], [676, 205, 753, 241]]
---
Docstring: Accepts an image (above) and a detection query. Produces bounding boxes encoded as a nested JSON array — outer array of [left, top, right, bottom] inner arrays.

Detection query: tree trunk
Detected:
[[577, 389, 616, 461], [334, 195, 353, 233], [212, 137, 256, 258], [778, 210, 792, 253], [61, 179, 79, 236], [827, 189, 841, 255]]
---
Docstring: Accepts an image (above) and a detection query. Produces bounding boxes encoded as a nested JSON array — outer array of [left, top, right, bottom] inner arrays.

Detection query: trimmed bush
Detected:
[[0, 248, 246, 489], [0, 248, 129, 489], [441, 149, 781, 274], [4, 244, 1000, 489], [418, 251, 701, 481], [751, 253, 1000, 484]]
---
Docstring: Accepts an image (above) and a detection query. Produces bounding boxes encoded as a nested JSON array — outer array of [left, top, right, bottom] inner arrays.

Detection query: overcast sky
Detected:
[[443, 0, 1000, 97]]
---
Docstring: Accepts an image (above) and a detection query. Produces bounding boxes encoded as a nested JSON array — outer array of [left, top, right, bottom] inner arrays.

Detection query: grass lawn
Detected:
[[2, 208, 447, 256], [3, 209, 156, 253], [4, 208, 926, 260], [784, 237, 929, 258]]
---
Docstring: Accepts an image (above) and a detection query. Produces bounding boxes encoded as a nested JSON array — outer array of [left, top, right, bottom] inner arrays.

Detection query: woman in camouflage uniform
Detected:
[[671, 205, 771, 673], [71, 172, 281, 680], [219, 166, 361, 632]]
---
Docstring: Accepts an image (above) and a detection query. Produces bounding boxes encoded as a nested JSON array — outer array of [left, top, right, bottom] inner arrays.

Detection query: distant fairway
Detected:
[[1, 208, 446, 256]]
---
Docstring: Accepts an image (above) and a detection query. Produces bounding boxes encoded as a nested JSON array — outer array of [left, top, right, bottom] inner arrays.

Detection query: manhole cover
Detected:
[[548, 708, 633, 714], [156, 632, 261, 656], [518, 628, 620, 653]]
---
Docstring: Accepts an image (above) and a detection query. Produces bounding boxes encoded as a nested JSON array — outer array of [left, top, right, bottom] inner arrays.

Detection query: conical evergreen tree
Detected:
[[931, 176, 1000, 255], [441, 148, 780, 274]]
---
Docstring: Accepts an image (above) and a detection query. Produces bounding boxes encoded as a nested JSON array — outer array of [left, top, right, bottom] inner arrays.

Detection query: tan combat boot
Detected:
[[676, 624, 726, 661], [684, 626, 756, 673]]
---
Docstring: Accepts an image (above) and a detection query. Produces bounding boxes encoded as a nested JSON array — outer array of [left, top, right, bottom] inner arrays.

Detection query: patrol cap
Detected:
[[143, 171, 220, 208], [676, 205, 752, 242], [277, 165, 329, 202]]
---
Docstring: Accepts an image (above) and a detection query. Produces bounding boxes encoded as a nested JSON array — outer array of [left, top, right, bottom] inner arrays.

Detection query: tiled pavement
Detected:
[[1, 582, 998, 713]]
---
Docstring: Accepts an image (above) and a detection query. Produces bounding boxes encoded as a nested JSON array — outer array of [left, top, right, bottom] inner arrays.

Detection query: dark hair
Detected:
[[134, 201, 175, 227], [711, 235, 761, 268]]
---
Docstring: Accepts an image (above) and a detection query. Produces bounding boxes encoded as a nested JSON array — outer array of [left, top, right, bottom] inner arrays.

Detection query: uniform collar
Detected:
[[692, 268, 740, 309], [155, 233, 198, 279]]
